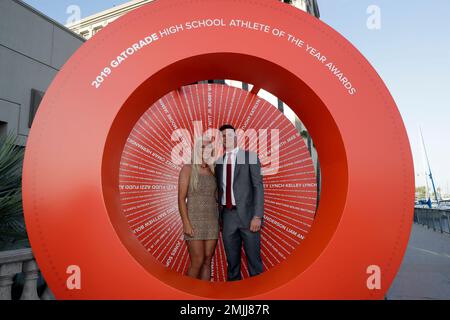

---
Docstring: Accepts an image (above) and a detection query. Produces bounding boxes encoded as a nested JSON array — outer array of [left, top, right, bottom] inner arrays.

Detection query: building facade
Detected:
[[66, 0, 154, 40], [285, 0, 320, 17], [67, 0, 319, 40], [0, 0, 84, 146]]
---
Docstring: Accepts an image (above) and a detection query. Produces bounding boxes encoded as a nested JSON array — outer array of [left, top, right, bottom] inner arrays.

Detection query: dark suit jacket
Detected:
[[215, 149, 264, 228]]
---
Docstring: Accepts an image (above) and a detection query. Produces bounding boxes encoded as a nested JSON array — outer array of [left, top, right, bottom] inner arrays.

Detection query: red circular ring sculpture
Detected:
[[22, 0, 414, 299]]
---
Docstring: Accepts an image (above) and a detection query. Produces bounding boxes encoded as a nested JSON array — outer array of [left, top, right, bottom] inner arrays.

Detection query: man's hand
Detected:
[[250, 216, 262, 232]]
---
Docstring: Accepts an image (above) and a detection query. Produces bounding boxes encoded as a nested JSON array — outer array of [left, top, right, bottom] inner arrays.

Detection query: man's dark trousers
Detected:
[[222, 206, 263, 281]]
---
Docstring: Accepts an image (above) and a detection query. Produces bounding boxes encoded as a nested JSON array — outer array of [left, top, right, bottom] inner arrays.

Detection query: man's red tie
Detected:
[[226, 153, 233, 209]]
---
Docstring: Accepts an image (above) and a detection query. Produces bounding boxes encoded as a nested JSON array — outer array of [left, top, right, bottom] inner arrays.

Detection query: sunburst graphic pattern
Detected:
[[119, 84, 317, 281]]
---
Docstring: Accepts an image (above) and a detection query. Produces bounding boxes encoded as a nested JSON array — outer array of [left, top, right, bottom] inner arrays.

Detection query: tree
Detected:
[[0, 133, 29, 251], [415, 186, 427, 200]]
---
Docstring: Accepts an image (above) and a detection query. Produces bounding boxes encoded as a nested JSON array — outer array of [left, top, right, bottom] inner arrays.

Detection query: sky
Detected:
[[317, 0, 450, 194], [23, 0, 450, 194]]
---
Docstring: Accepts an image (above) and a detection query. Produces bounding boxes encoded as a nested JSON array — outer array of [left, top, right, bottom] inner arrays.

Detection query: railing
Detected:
[[414, 207, 450, 234], [0, 248, 54, 300]]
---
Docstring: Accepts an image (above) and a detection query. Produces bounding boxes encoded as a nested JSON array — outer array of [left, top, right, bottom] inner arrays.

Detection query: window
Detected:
[[0, 121, 7, 138], [93, 26, 103, 36], [29, 89, 45, 128], [80, 31, 90, 39]]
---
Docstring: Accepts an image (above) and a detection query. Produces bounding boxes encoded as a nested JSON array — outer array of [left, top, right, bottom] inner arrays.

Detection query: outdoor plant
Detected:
[[0, 133, 28, 251]]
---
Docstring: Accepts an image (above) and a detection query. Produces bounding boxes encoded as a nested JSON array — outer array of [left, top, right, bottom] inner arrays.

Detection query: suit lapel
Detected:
[[233, 149, 243, 180]]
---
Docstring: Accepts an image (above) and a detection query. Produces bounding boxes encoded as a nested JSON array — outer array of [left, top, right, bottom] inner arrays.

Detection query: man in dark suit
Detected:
[[215, 124, 264, 281]]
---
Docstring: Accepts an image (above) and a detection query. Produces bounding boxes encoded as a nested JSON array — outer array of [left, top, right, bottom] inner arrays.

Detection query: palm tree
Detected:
[[0, 133, 29, 251]]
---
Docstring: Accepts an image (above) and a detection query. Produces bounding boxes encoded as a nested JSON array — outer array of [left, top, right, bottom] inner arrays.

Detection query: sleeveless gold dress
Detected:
[[185, 174, 219, 240]]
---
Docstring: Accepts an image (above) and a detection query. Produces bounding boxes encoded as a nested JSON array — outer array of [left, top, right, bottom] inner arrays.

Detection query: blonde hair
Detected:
[[189, 136, 215, 191]]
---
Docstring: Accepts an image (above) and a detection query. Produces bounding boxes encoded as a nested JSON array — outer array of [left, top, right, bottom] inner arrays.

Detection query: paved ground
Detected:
[[387, 224, 450, 300]]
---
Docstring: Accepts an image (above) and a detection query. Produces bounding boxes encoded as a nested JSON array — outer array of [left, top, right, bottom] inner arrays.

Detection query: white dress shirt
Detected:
[[221, 147, 239, 206]]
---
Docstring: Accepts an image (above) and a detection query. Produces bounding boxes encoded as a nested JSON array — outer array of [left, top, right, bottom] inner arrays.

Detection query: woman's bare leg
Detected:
[[186, 240, 205, 279], [200, 239, 218, 281]]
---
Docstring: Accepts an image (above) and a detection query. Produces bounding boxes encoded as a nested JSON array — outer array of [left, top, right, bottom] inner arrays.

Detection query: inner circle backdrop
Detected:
[[22, 0, 415, 299], [119, 84, 317, 281]]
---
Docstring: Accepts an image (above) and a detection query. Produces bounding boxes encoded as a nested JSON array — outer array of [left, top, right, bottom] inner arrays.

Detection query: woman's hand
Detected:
[[183, 222, 194, 238]]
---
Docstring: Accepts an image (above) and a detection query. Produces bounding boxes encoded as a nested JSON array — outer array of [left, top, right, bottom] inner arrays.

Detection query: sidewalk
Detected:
[[387, 224, 450, 300]]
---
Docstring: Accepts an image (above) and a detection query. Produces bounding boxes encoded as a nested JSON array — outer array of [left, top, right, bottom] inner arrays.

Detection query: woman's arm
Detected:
[[178, 165, 194, 237]]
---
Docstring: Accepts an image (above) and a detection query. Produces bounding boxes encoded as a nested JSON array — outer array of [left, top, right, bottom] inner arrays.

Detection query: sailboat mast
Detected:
[[420, 128, 439, 204]]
